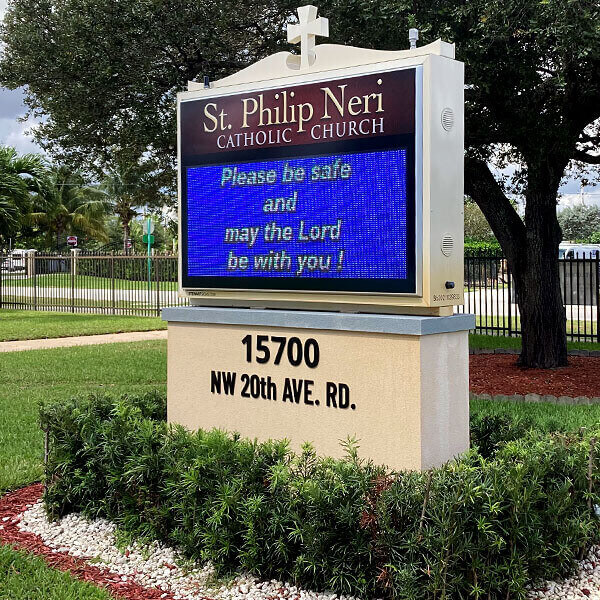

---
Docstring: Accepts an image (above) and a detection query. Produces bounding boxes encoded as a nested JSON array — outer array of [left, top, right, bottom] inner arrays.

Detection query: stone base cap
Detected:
[[162, 307, 475, 336]]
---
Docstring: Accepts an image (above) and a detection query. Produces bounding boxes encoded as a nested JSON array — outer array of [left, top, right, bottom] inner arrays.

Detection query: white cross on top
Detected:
[[287, 5, 329, 69]]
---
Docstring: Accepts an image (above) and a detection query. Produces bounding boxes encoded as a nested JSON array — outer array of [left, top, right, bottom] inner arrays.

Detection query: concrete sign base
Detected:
[[162, 307, 474, 471]]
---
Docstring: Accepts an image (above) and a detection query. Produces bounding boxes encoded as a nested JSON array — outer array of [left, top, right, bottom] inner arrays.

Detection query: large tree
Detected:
[[100, 157, 173, 254], [1, 0, 599, 366], [325, 0, 600, 367], [0, 0, 296, 183], [558, 204, 600, 242], [464, 199, 496, 244]]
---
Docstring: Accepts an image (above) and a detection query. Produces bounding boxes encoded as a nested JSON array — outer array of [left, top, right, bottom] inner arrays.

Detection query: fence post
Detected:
[[71, 249, 81, 314], [32, 252, 38, 311], [26, 250, 36, 278], [26, 250, 37, 311], [0, 252, 3, 310], [596, 251, 600, 344], [70, 252, 75, 313], [111, 256, 116, 315], [155, 257, 161, 316], [70, 248, 80, 277]]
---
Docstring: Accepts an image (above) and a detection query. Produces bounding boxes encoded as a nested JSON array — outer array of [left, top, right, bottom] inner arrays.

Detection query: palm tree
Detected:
[[101, 161, 168, 254], [28, 166, 110, 249], [0, 146, 46, 245], [0, 199, 19, 240], [101, 166, 141, 254]]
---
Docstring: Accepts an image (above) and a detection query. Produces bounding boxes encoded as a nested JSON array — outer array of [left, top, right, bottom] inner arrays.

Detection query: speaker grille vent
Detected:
[[441, 235, 454, 257], [441, 108, 454, 131]]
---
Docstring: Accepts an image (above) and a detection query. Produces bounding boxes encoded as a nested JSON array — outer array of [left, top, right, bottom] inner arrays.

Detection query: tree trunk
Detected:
[[122, 221, 130, 255], [465, 157, 568, 368], [516, 161, 568, 367], [513, 244, 567, 368], [56, 224, 63, 251]]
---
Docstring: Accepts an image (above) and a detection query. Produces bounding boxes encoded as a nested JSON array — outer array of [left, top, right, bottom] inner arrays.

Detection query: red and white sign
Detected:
[[66, 236, 78, 247]]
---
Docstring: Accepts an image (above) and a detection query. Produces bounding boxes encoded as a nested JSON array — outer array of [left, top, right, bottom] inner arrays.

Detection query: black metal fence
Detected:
[[1, 250, 599, 341], [457, 251, 600, 342], [0, 252, 188, 316]]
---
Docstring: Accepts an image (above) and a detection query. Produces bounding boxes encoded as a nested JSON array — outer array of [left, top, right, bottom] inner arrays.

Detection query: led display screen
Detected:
[[186, 147, 407, 279]]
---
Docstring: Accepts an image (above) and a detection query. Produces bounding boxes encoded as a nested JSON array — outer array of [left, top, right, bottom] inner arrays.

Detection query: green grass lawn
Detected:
[[0, 340, 167, 495], [0, 545, 113, 600], [3, 273, 177, 291], [469, 332, 600, 352], [474, 315, 598, 340], [0, 309, 166, 341], [471, 396, 600, 432], [0, 341, 166, 600]]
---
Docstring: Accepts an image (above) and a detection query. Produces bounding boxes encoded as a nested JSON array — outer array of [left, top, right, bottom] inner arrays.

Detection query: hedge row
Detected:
[[464, 240, 502, 254], [77, 259, 178, 282], [40, 391, 600, 599]]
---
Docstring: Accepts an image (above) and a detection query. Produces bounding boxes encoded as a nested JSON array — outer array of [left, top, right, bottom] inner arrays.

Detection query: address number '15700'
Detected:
[[241, 334, 320, 369]]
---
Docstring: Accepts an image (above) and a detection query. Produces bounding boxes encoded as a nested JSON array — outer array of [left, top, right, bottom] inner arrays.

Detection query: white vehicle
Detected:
[[559, 243, 600, 259], [0, 249, 35, 271]]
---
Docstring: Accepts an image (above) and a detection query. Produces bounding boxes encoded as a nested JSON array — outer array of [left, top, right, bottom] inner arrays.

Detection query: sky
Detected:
[[0, 0, 598, 208], [0, 87, 42, 154], [0, 0, 43, 154]]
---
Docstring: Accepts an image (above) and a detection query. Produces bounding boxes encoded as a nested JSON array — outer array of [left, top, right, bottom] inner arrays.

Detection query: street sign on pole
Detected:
[[66, 235, 78, 247], [146, 218, 154, 297]]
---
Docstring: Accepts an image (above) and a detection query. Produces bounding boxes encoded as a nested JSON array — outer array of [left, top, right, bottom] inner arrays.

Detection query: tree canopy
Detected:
[[27, 165, 110, 248], [2, 0, 598, 182], [464, 199, 496, 243], [0, 145, 46, 245], [100, 159, 172, 253]]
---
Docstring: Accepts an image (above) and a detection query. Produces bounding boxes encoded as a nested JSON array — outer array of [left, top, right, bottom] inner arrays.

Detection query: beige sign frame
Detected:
[[177, 40, 464, 315]]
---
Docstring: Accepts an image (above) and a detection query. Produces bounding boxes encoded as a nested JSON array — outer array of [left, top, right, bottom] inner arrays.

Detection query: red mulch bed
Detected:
[[470, 355, 600, 397], [0, 483, 183, 600]]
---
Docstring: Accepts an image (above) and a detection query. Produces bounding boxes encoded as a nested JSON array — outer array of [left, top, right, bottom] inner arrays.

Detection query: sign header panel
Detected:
[[180, 69, 415, 159]]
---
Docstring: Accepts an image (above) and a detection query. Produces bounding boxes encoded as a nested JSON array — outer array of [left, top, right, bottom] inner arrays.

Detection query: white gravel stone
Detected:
[[17, 501, 600, 600], [16, 500, 363, 600], [527, 545, 600, 600]]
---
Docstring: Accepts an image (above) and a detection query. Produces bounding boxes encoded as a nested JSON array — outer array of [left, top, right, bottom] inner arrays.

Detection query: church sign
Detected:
[[164, 6, 472, 472]]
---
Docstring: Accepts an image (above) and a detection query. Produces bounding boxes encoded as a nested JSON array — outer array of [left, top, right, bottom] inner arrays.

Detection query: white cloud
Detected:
[[0, 114, 43, 154], [558, 193, 600, 211]]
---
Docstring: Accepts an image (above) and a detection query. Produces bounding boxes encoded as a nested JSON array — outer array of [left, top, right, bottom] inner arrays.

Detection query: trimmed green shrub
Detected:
[[40, 391, 600, 599], [76, 258, 178, 282], [464, 240, 502, 255], [469, 413, 532, 459]]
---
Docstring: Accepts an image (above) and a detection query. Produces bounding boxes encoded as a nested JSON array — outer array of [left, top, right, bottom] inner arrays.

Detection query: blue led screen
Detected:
[[185, 148, 409, 281]]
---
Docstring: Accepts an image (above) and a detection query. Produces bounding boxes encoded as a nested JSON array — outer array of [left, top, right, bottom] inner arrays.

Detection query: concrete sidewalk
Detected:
[[0, 329, 167, 352]]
